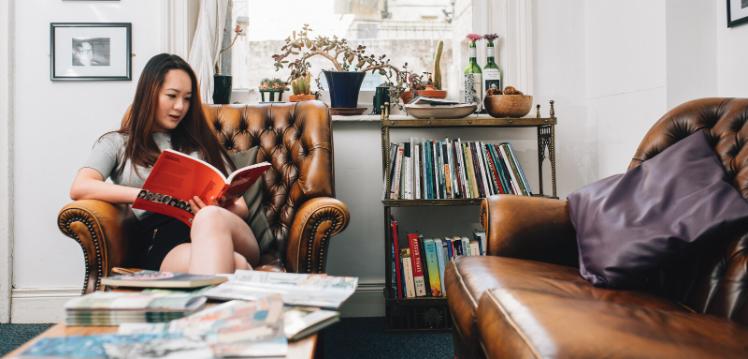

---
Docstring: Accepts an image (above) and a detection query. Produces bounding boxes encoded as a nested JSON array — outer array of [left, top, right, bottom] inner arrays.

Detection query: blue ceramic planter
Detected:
[[323, 70, 366, 108]]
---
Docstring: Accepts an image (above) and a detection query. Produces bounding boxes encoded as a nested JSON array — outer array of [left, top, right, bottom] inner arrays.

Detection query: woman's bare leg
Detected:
[[160, 244, 251, 273], [187, 205, 259, 274]]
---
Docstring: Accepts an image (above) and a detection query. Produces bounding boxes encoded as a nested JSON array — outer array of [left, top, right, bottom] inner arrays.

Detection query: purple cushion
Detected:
[[568, 130, 748, 288]]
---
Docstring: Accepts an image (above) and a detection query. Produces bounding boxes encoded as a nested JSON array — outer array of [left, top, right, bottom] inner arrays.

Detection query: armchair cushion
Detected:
[[228, 147, 275, 256], [568, 130, 748, 288]]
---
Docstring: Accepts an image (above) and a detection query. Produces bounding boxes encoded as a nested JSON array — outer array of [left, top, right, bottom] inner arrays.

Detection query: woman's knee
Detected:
[[233, 252, 251, 270], [192, 205, 232, 229]]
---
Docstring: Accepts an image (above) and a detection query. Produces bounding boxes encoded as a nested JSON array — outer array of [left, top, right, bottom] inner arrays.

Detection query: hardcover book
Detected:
[[132, 149, 271, 226]]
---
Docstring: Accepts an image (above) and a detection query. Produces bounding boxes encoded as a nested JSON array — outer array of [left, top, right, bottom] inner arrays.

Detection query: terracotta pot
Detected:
[[289, 94, 316, 102], [400, 90, 414, 104], [415, 89, 447, 99], [484, 95, 533, 118]]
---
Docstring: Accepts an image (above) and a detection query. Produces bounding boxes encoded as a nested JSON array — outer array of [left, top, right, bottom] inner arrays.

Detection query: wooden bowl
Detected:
[[484, 95, 533, 118]]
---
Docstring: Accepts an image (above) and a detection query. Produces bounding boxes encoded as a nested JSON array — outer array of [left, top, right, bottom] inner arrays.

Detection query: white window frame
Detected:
[[229, 0, 533, 105]]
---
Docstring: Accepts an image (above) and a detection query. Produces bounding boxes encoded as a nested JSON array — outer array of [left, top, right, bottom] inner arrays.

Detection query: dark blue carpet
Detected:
[[0, 323, 53, 356], [0, 318, 453, 358]]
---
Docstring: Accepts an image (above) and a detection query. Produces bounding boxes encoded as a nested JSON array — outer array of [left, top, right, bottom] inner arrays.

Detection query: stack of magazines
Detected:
[[204, 270, 359, 309], [64, 290, 206, 326]]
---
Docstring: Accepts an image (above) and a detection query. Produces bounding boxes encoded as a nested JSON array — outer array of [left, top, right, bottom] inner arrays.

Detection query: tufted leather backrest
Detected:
[[202, 101, 334, 264], [629, 98, 748, 325]]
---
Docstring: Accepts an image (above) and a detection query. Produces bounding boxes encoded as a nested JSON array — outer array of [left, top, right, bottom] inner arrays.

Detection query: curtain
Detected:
[[188, 0, 230, 104]]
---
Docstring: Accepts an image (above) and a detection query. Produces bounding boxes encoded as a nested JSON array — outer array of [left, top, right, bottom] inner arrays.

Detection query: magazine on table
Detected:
[[116, 295, 287, 358], [203, 270, 359, 309], [133, 149, 271, 226], [284, 306, 340, 341], [101, 269, 227, 289]]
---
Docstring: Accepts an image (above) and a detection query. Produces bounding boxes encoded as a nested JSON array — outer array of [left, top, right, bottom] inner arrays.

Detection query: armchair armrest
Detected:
[[482, 195, 578, 267], [285, 197, 350, 273], [57, 200, 128, 293]]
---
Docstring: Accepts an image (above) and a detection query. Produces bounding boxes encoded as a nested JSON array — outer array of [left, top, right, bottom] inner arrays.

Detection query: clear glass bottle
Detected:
[[483, 40, 503, 96], [463, 40, 483, 110]]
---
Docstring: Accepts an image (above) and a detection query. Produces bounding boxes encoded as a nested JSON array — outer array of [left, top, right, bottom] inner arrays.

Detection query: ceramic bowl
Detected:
[[484, 95, 533, 118], [405, 103, 477, 119]]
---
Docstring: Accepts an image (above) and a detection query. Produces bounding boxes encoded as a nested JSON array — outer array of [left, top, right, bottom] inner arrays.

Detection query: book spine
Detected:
[[391, 143, 404, 199], [469, 240, 480, 256], [434, 238, 446, 293], [418, 235, 432, 296], [474, 231, 487, 256], [463, 142, 476, 198], [457, 139, 469, 198], [475, 141, 491, 197], [407, 233, 427, 297], [430, 141, 441, 199], [487, 144, 507, 194], [493, 144, 514, 194], [390, 218, 403, 299], [424, 239, 442, 297], [402, 143, 413, 200], [498, 144, 523, 195], [440, 140, 451, 199], [384, 143, 398, 199], [401, 249, 416, 298], [414, 142, 421, 199], [469, 142, 485, 198], [505, 143, 533, 195], [483, 143, 502, 194]]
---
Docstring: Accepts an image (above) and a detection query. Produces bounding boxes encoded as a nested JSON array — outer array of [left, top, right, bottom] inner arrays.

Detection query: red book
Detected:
[[133, 149, 271, 226], [390, 217, 404, 299], [407, 233, 427, 296]]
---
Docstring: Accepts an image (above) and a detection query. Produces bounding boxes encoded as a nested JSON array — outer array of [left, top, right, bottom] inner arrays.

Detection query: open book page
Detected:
[[203, 270, 359, 309], [219, 161, 272, 204], [132, 149, 270, 226]]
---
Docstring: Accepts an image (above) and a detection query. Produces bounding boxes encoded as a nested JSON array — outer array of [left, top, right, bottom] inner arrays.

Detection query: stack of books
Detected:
[[64, 291, 207, 326]]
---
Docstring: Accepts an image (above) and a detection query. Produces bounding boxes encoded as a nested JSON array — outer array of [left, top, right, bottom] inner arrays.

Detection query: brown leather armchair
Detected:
[[58, 101, 350, 294], [445, 98, 748, 358]]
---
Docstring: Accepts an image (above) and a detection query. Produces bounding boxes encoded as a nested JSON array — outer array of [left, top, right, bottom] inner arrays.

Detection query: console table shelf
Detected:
[[379, 101, 558, 331]]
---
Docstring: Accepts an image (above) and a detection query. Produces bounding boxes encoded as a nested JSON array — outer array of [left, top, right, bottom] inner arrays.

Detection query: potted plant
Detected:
[[259, 78, 287, 102], [289, 73, 317, 102], [416, 40, 447, 99], [213, 18, 248, 104], [272, 24, 399, 109]]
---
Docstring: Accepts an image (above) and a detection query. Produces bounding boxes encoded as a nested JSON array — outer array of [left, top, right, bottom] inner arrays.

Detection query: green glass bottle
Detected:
[[463, 40, 483, 110], [483, 39, 503, 95]]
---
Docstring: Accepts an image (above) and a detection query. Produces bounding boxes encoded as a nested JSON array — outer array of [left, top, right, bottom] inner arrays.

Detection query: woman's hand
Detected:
[[189, 196, 209, 214]]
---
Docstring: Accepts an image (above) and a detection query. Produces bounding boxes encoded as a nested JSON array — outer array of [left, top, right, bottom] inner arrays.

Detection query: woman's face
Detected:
[[154, 69, 192, 132]]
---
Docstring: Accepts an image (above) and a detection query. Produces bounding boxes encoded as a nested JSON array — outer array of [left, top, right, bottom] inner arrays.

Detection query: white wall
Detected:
[[13, 0, 164, 289], [585, 0, 667, 177], [717, 0, 748, 96], [666, 0, 717, 107]]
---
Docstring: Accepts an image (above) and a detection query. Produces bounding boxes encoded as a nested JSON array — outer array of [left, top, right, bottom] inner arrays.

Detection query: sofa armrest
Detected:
[[57, 200, 127, 293], [482, 195, 578, 267], [285, 197, 350, 273]]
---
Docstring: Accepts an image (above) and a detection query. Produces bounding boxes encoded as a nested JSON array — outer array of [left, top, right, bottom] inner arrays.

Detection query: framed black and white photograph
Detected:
[[727, 0, 748, 27], [50, 23, 131, 81]]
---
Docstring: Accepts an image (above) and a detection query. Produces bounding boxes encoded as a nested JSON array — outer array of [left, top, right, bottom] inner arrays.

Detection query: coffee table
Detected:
[[5, 323, 317, 358]]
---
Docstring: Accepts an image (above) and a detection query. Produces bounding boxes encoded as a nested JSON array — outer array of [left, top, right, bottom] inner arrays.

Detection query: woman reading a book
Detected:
[[69, 53, 260, 274]]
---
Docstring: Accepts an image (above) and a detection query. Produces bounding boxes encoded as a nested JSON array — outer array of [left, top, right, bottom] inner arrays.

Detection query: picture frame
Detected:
[[727, 0, 748, 27], [50, 22, 131, 81]]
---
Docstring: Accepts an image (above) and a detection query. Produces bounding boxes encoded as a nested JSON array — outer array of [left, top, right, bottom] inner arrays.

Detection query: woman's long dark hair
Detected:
[[117, 53, 234, 177]]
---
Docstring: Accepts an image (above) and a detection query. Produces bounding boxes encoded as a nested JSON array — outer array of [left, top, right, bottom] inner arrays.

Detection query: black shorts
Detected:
[[134, 214, 191, 271]]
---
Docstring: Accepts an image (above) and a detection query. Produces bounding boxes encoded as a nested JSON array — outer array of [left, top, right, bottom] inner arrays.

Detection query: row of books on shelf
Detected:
[[385, 138, 533, 200], [390, 216, 486, 299]]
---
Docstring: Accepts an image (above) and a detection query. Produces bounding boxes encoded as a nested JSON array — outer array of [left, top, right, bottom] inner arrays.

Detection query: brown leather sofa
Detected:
[[445, 98, 748, 358], [58, 101, 349, 294]]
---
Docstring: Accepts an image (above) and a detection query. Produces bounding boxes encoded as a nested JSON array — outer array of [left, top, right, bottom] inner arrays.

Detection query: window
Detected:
[[230, 0, 473, 97]]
